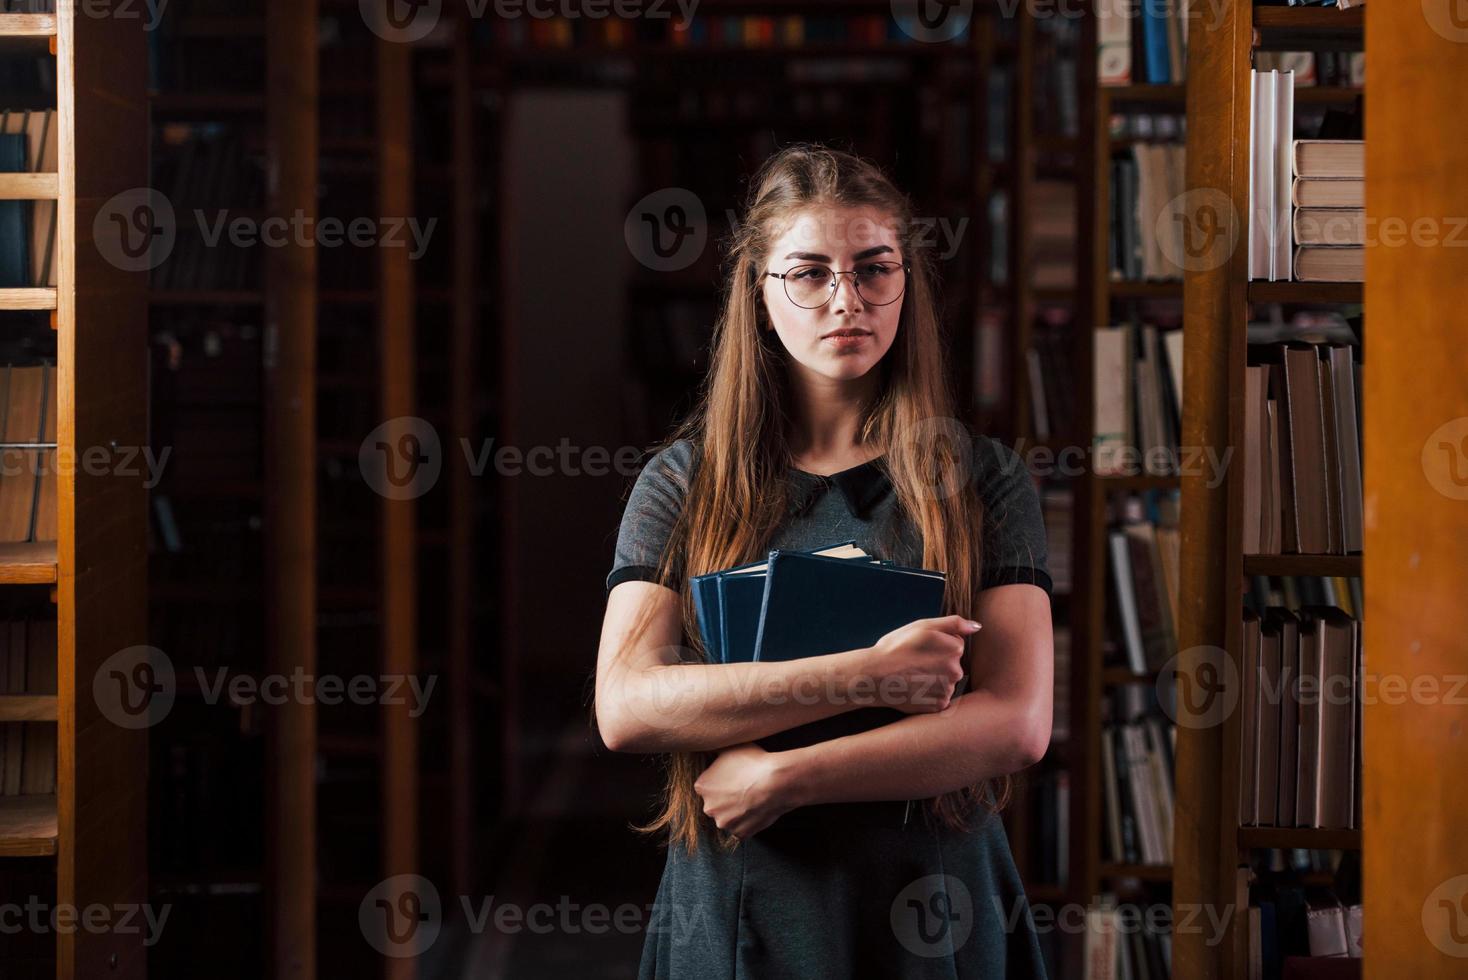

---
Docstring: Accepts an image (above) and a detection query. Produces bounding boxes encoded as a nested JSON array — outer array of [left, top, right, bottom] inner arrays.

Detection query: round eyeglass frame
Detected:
[[765, 261, 912, 309]]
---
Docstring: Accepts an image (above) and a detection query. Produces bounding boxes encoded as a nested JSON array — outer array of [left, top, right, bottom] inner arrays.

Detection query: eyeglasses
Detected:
[[765, 261, 911, 310]]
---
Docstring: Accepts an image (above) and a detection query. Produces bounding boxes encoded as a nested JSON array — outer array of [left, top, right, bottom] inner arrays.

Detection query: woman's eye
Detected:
[[858, 264, 890, 278], [794, 267, 829, 281]]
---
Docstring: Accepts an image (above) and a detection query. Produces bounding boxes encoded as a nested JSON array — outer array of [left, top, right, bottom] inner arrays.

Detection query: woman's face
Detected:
[[760, 204, 905, 385]]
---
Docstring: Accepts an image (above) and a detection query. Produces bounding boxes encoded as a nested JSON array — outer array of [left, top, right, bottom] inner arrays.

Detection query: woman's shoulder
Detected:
[[639, 437, 699, 491]]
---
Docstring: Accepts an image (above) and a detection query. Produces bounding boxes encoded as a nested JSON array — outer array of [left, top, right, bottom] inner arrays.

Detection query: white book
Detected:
[[1248, 70, 1274, 280], [1273, 70, 1295, 281]]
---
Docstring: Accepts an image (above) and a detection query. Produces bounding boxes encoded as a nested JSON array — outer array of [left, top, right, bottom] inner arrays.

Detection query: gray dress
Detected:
[[605, 433, 1054, 979]]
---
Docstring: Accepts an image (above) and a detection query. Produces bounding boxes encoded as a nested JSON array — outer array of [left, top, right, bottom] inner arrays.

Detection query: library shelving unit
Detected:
[[0, 6, 149, 980], [1173, 4, 1365, 979]]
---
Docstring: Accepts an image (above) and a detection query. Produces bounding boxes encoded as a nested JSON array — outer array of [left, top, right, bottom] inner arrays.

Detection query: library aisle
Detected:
[[0, 1, 1462, 979]]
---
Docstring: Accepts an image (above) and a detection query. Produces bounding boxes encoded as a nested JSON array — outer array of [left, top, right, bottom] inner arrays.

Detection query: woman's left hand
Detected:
[[694, 742, 796, 840]]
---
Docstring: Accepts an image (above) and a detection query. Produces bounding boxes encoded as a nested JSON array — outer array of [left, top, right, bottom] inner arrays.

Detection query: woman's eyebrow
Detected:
[[782, 245, 896, 262]]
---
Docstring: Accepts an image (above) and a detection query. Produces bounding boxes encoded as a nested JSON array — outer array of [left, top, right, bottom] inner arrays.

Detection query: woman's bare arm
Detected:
[[594, 581, 971, 754], [770, 583, 1053, 801], [691, 583, 1053, 836]]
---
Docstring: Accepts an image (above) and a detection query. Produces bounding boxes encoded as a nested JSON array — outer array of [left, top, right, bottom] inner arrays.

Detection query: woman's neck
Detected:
[[786, 368, 882, 469]]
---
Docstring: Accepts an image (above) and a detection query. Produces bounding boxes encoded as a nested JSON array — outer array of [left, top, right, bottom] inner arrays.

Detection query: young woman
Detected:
[[595, 145, 1055, 978]]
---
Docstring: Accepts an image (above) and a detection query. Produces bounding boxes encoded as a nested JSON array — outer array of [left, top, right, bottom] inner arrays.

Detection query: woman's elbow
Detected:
[[595, 701, 647, 753], [1011, 703, 1052, 769]]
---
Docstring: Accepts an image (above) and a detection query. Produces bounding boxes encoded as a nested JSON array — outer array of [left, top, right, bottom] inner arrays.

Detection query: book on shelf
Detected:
[[1096, 0, 1189, 86], [1032, 180, 1077, 291], [1029, 312, 1079, 440], [1243, 345, 1362, 556], [1291, 139, 1364, 281], [1239, 602, 1361, 831], [1110, 143, 1186, 282], [1084, 892, 1173, 980], [1104, 492, 1181, 677], [1093, 323, 1185, 477], [1249, 69, 1296, 281]]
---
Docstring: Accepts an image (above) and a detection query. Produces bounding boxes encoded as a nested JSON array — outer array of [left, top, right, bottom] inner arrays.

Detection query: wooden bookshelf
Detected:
[[1173, 4, 1365, 978], [0, 4, 149, 978], [1362, 7, 1468, 970]]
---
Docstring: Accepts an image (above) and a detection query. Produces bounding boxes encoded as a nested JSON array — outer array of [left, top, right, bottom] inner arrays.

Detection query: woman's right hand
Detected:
[[859, 615, 980, 714]]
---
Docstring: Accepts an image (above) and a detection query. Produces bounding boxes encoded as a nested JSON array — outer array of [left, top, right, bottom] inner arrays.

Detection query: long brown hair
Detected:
[[611, 143, 1010, 854]]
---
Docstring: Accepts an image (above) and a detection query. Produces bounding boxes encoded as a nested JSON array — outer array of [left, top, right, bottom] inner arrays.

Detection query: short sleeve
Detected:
[[972, 435, 1054, 597], [605, 439, 696, 596]]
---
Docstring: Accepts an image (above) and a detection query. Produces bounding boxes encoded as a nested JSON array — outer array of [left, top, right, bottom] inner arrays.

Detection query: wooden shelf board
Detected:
[[0, 541, 58, 584], [1101, 862, 1174, 881], [1102, 84, 1186, 104], [0, 794, 58, 858], [1242, 554, 1362, 577], [0, 288, 57, 311], [1249, 281, 1362, 305], [1108, 279, 1183, 299], [1254, 6, 1363, 50], [0, 695, 58, 722], [0, 13, 56, 38], [1238, 826, 1361, 851], [0, 172, 58, 200]]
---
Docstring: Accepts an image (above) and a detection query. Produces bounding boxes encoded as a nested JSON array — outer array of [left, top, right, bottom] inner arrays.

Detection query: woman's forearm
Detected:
[[599, 647, 889, 753], [770, 687, 1050, 805]]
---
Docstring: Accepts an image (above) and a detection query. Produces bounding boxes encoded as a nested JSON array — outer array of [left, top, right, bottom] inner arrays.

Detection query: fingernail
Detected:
[[966, 620, 981, 630]]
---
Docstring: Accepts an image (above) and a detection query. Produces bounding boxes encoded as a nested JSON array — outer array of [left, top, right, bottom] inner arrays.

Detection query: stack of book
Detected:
[[1291, 140, 1364, 282], [1094, 324, 1185, 478], [0, 108, 58, 289], [1245, 889, 1363, 980], [1241, 344, 1362, 556], [1239, 604, 1361, 830], [691, 541, 947, 751]]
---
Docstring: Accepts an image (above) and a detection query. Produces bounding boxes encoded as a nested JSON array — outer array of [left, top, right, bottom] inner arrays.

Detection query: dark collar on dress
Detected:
[[788, 457, 891, 520]]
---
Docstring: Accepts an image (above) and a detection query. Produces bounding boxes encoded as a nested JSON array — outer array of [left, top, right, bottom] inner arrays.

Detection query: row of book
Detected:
[[152, 126, 264, 292], [0, 614, 58, 797], [1027, 765, 1071, 887], [1255, 50, 1366, 90], [1102, 716, 1177, 866], [1094, 323, 1185, 478], [1097, 0, 1189, 86], [0, 108, 57, 289], [1110, 143, 1186, 282], [1249, 68, 1366, 281], [1107, 494, 1181, 676], [1241, 344, 1362, 556], [1084, 895, 1172, 980], [0, 364, 56, 543], [1027, 313, 1077, 439], [1245, 893, 1363, 980], [1239, 605, 1361, 830]]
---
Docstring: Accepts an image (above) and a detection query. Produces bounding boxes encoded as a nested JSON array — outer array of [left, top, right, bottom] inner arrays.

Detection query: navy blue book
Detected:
[[689, 541, 867, 663], [752, 549, 947, 752]]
